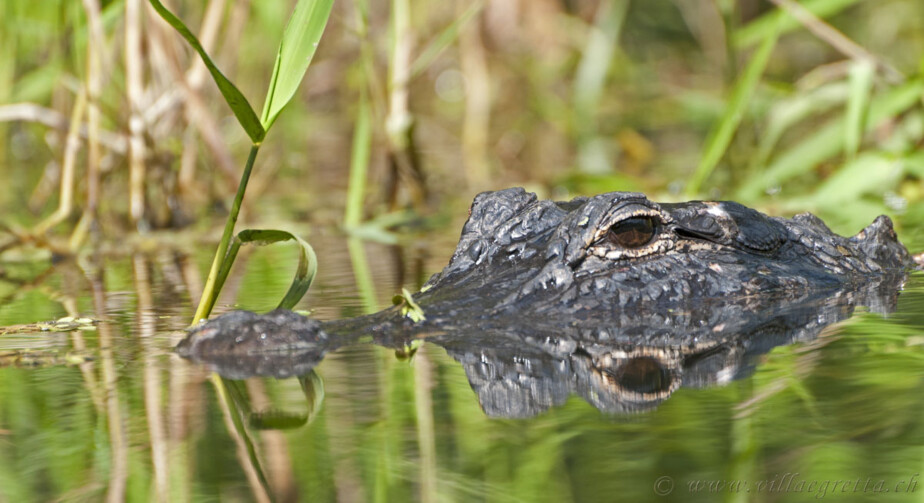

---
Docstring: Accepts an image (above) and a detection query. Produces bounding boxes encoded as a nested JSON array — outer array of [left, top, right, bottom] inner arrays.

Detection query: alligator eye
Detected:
[[607, 216, 656, 248]]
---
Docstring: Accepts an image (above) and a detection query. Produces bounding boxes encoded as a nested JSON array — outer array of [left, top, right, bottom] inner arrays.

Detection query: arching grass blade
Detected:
[[148, 0, 265, 143], [208, 229, 319, 316]]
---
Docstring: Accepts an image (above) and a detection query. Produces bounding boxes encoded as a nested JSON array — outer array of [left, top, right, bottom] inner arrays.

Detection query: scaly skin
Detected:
[[414, 188, 910, 316]]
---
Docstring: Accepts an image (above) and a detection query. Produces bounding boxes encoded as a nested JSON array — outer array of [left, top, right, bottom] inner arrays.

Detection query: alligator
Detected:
[[177, 188, 915, 414]]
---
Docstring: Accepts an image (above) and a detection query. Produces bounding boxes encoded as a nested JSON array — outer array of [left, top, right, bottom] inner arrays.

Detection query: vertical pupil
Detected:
[[607, 216, 656, 248]]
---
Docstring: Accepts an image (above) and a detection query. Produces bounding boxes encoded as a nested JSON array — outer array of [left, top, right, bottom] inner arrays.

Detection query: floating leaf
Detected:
[[392, 288, 426, 323], [395, 339, 422, 361], [0, 317, 98, 336]]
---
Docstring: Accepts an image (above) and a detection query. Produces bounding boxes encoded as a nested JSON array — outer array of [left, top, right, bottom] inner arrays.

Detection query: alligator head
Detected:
[[177, 188, 914, 413], [413, 188, 910, 316]]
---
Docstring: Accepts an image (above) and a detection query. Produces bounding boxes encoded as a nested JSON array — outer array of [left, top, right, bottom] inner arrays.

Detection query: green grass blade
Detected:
[[344, 90, 372, 228], [213, 376, 273, 499], [347, 238, 379, 315], [741, 120, 843, 201], [409, 0, 484, 79], [736, 78, 924, 200], [844, 59, 874, 159], [193, 145, 261, 324], [732, 0, 862, 49], [573, 0, 630, 174], [574, 0, 629, 119], [685, 21, 780, 195], [809, 152, 902, 207], [300, 369, 325, 420], [206, 236, 243, 317], [750, 82, 849, 171], [147, 0, 265, 143], [236, 229, 319, 310], [260, 0, 334, 131]]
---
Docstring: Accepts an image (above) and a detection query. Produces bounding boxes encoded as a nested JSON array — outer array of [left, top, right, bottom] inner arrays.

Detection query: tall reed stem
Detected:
[[192, 144, 260, 323]]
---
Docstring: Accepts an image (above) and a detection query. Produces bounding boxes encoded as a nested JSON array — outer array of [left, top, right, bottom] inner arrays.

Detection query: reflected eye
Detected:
[[601, 357, 672, 394], [607, 216, 656, 248]]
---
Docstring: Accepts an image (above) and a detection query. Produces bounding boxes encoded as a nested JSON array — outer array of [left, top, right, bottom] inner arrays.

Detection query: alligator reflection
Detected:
[[179, 274, 905, 417]]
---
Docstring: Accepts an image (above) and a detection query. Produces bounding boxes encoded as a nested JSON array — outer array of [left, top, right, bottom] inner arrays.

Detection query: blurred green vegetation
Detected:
[[1, 0, 923, 246]]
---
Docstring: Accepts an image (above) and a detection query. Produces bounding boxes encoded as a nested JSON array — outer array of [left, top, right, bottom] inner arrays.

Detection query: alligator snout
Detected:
[[178, 309, 327, 358]]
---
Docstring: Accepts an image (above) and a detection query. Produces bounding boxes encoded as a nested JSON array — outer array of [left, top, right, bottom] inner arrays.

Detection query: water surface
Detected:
[[1, 227, 923, 502]]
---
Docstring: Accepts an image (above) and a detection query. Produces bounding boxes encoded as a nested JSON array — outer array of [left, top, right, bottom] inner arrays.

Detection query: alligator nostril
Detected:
[[674, 227, 711, 241]]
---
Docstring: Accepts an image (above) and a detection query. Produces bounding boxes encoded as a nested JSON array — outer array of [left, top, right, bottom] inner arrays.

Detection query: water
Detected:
[[1, 228, 924, 502]]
